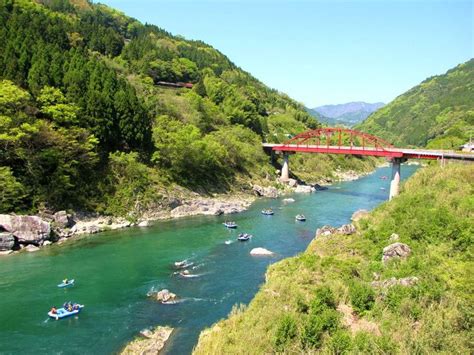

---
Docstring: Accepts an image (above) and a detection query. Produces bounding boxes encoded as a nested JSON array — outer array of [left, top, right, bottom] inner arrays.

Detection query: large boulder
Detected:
[[0, 232, 15, 251], [0, 215, 51, 244], [148, 289, 177, 303], [250, 247, 274, 256], [252, 185, 279, 198], [382, 242, 411, 264], [351, 209, 369, 222], [53, 211, 75, 229]]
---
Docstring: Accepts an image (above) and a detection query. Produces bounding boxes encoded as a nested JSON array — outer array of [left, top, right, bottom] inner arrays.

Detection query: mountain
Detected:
[[308, 102, 384, 127], [357, 59, 474, 148], [0, 0, 377, 216]]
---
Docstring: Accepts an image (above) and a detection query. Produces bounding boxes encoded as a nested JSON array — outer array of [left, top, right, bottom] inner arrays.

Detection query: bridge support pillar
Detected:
[[281, 153, 290, 181], [389, 158, 406, 200]]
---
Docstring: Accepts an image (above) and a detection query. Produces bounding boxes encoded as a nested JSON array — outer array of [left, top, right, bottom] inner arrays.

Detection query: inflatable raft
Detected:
[[48, 304, 84, 320]]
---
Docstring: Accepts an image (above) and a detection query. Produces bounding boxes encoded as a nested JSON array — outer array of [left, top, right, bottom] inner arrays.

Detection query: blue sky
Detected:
[[100, 0, 473, 107]]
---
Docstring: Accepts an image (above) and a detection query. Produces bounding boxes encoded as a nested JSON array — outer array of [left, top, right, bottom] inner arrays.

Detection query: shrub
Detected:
[[273, 314, 297, 351], [349, 282, 375, 315], [310, 285, 336, 313], [327, 330, 352, 354], [301, 308, 340, 349]]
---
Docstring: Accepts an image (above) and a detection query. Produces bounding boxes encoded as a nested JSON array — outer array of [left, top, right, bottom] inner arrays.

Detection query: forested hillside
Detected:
[[357, 59, 474, 148], [194, 164, 473, 354], [0, 0, 376, 216]]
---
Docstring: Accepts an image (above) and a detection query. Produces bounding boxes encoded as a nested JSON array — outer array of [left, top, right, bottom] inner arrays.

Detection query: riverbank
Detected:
[[0, 163, 393, 255], [193, 163, 472, 354]]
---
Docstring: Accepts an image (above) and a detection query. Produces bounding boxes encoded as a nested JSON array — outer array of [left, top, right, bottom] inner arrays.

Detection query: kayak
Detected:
[[57, 279, 75, 288], [48, 304, 84, 320]]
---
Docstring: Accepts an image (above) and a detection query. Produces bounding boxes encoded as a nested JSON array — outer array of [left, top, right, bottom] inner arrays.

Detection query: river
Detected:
[[0, 165, 418, 354]]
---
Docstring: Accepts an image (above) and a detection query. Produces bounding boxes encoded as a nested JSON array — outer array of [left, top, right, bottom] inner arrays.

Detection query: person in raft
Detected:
[[50, 307, 57, 314], [63, 278, 69, 284]]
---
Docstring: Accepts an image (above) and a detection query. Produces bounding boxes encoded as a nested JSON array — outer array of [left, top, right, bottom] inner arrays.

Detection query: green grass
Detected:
[[193, 163, 473, 354]]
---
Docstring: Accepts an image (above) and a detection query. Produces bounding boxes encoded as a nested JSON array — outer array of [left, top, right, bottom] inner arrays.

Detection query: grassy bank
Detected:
[[193, 163, 473, 354]]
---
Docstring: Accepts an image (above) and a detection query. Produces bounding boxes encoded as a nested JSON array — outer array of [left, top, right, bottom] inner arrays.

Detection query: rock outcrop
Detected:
[[53, 211, 75, 229], [316, 225, 336, 237], [337, 223, 356, 235], [0, 215, 51, 245], [351, 209, 369, 222], [148, 289, 177, 303], [170, 199, 249, 218], [121, 326, 173, 355], [250, 247, 274, 256], [0, 232, 15, 251], [252, 185, 279, 198], [382, 242, 411, 263], [316, 224, 356, 237]]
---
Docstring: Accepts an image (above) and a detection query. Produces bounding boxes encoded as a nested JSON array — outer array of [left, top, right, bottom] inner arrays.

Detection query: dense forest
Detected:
[[0, 0, 380, 216], [194, 163, 473, 354], [357, 59, 474, 148]]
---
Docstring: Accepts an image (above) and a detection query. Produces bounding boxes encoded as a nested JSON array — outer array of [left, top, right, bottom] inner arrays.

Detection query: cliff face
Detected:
[[193, 164, 473, 354]]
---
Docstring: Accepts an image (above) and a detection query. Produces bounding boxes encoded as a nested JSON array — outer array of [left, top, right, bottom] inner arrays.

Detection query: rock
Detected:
[[57, 237, 68, 244], [138, 220, 150, 227], [24, 244, 40, 252], [382, 242, 411, 263], [287, 178, 298, 187], [0, 250, 13, 256], [0, 232, 15, 251], [148, 289, 177, 303], [140, 329, 154, 338], [0, 215, 51, 244], [121, 326, 173, 355], [294, 185, 315, 193], [171, 199, 248, 218], [87, 225, 101, 234], [53, 211, 75, 229], [336, 224, 356, 235], [316, 225, 336, 237], [43, 240, 52, 246], [282, 198, 295, 203], [371, 276, 419, 288], [389, 233, 399, 241], [252, 185, 279, 198], [250, 247, 274, 256], [314, 184, 328, 191], [351, 209, 369, 222]]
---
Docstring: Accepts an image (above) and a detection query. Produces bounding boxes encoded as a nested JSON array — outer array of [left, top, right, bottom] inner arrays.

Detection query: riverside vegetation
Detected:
[[0, 0, 378, 219], [194, 164, 473, 354]]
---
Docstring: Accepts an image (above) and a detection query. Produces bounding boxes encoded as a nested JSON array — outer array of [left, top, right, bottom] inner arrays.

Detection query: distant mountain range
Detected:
[[307, 102, 385, 127]]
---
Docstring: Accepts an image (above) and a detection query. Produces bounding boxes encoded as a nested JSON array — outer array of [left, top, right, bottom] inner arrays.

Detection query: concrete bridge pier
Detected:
[[281, 153, 290, 181], [389, 158, 406, 200]]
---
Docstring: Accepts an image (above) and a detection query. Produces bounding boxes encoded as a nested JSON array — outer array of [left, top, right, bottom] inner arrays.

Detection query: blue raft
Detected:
[[48, 303, 84, 320]]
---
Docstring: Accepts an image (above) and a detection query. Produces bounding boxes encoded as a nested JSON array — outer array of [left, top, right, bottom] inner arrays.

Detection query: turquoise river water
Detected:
[[0, 165, 418, 354]]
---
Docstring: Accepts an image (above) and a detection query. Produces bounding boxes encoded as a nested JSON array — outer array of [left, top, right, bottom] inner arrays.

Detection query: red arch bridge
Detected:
[[262, 128, 474, 200]]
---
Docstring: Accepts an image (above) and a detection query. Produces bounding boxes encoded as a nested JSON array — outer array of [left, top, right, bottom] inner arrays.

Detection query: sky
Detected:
[[100, 0, 473, 108]]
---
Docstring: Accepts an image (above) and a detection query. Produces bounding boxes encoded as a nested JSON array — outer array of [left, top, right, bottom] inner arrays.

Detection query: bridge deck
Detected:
[[262, 143, 474, 161]]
